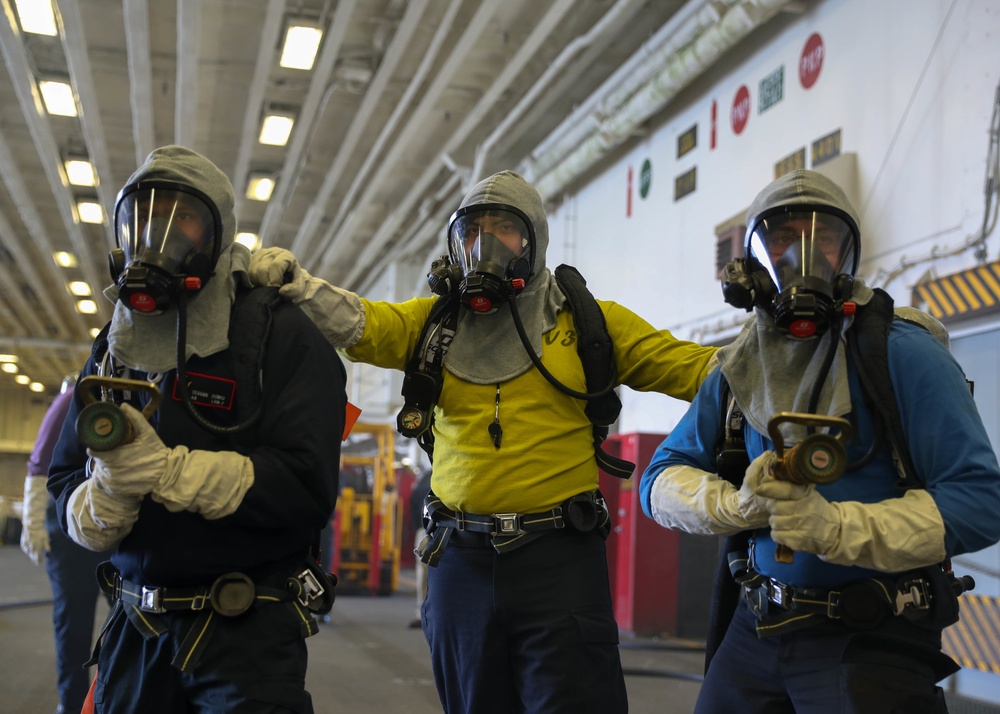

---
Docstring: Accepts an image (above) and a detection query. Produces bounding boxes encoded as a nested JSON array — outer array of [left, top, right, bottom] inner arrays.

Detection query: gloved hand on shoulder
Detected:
[[756, 475, 947, 572], [91, 404, 255, 520], [248, 247, 365, 348], [20, 475, 50, 566], [248, 247, 311, 302]]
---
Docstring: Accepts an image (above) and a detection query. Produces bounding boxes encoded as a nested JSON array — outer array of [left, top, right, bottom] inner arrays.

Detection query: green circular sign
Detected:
[[639, 159, 652, 199]]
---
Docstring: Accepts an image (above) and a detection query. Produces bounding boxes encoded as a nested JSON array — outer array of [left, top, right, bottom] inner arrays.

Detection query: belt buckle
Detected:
[[140, 586, 166, 613], [493, 513, 522, 536], [768, 579, 790, 609], [894, 579, 930, 615]]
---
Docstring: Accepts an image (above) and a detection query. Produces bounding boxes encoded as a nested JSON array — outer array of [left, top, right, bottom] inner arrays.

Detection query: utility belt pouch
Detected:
[[564, 490, 611, 538], [900, 565, 962, 630], [287, 560, 337, 615], [209, 572, 256, 617]]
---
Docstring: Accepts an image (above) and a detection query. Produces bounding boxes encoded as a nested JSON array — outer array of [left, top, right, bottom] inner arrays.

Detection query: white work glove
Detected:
[[92, 404, 254, 520], [248, 247, 365, 348], [648, 451, 776, 535], [756, 476, 947, 571], [89, 404, 178, 498], [20, 475, 50, 565], [67, 477, 142, 551]]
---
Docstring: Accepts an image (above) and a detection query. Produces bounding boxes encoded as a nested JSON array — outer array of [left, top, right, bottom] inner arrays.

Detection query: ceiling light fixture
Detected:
[[235, 232, 261, 251], [30, 382, 44, 392], [280, 23, 323, 70], [14, 0, 57, 36], [89, 327, 100, 338], [77, 201, 104, 224], [53, 251, 78, 267], [259, 113, 295, 146], [39, 80, 78, 116], [246, 174, 275, 202], [1, 363, 18, 374], [0, 354, 19, 363], [76, 299, 98, 314], [68, 280, 92, 296], [65, 159, 96, 186], [15, 374, 30, 385]]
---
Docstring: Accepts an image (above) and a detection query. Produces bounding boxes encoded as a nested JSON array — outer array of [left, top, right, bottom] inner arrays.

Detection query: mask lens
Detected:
[[748, 210, 855, 294], [448, 208, 530, 280], [115, 187, 217, 275]]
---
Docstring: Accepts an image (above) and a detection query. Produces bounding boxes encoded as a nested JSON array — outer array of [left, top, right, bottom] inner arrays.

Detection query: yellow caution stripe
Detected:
[[913, 261, 1000, 323], [943, 595, 1000, 674]]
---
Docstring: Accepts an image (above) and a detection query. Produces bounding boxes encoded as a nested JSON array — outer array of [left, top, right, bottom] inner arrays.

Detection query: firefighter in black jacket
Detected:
[[48, 145, 347, 713]]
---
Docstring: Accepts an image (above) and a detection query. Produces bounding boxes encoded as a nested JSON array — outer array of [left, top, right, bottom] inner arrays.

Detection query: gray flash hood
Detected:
[[720, 169, 872, 443], [444, 170, 566, 385], [105, 146, 250, 372]]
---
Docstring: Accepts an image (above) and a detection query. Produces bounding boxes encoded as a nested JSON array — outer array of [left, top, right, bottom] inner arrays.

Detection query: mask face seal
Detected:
[[447, 204, 534, 314], [725, 206, 859, 339], [109, 181, 222, 315]]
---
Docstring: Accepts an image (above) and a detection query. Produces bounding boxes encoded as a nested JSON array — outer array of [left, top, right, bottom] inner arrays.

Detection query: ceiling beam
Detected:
[[257, 0, 359, 244], [123, 0, 154, 164]]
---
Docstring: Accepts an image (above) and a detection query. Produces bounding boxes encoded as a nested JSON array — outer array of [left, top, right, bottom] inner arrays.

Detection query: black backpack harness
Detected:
[[397, 264, 635, 479], [402, 265, 632, 565]]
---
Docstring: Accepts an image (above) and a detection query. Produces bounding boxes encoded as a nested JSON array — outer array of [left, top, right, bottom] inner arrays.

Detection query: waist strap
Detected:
[[94, 562, 319, 673], [728, 551, 971, 637], [416, 490, 610, 566]]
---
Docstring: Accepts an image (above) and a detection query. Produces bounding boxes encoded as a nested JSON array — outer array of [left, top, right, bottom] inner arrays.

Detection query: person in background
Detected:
[[48, 145, 347, 713], [640, 169, 1000, 713], [21, 374, 111, 714], [249, 169, 717, 713], [408, 468, 432, 629]]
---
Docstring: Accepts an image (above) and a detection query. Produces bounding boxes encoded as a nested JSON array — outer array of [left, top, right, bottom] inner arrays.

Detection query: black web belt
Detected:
[[93, 562, 321, 672], [416, 490, 610, 566], [727, 551, 961, 637]]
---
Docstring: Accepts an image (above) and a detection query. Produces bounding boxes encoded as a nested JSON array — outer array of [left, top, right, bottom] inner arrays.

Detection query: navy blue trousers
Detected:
[[45, 502, 109, 713], [695, 600, 955, 713], [92, 599, 313, 713], [422, 527, 628, 714]]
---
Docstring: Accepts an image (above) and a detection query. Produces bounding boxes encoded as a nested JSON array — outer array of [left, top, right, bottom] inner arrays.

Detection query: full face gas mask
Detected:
[[722, 206, 859, 339], [444, 204, 534, 314], [108, 181, 222, 315]]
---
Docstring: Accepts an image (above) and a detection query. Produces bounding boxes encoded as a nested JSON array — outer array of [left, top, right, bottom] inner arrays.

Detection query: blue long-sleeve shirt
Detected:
[[640, 319, 1000, 588]]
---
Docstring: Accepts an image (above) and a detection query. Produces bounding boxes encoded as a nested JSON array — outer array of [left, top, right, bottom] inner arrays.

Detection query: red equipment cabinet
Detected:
[[599, 432, 717, 639]]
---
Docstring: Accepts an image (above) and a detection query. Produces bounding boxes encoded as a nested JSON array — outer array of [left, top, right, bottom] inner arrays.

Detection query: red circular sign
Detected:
[[800, 32, 824, 89], [731, 85, 750, 135]]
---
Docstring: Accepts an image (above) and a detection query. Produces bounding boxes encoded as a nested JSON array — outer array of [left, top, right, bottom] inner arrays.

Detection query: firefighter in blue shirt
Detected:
[[640, 169, 1000, 713]]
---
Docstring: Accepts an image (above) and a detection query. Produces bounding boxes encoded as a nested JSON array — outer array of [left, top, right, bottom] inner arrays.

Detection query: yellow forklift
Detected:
[[331, 423, 402, 595]]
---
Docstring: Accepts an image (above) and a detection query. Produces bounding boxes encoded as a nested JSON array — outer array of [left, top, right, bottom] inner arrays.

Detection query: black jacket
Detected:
[[49, 301, 347, 587]]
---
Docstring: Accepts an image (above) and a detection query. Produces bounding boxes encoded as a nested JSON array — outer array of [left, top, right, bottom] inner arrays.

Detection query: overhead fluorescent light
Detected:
[[30, 382, 44, 392], [246, 174, 275, 202], [14, 0, 57, 36], [89, 327, 100, 338], [235, 232, 260, 251], [68, 280, 92, 296], [39, 80, 77, 116], [0, 354, 19, 363], [1, 362, 18, 374], [65, 159, 96, 186], [77, 201, 104, 224], [259, 114, 295, 146], [53, 251, 77, 267], [76, 299, 98, 314], [280, 24, 323, 70], [15, 374, 30, 385]]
